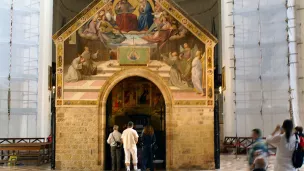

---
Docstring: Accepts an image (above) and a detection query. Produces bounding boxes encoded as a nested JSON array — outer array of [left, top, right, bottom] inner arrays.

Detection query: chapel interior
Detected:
[[0, 0, 304, 170]]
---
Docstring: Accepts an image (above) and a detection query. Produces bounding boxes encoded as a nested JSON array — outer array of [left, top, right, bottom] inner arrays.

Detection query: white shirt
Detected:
[[121, 128, 139, 149], [267, 133, 298, 171], [107, 130, 122, 147]]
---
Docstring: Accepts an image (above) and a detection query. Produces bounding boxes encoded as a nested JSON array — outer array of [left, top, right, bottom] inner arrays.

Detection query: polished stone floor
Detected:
[[1, 155, 304, 171]]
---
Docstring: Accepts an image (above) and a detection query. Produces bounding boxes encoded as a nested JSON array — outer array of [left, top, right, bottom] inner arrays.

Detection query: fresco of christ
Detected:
[[115, 0, 138, 32]]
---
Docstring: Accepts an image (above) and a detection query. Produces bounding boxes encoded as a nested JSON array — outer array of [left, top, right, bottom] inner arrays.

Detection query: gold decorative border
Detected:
[[53, 0, 216, 107], [63, 100, 98, 106], [174, 100, 207, 106], [56, 42, 64, 105]]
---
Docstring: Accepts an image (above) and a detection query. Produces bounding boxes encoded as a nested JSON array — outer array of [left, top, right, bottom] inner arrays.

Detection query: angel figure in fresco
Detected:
[[98, 11, 126, 45], [192, 51, 206, 96], [169, 25, 188, 40], [142, 15, 173, 48], [81, 46, 99, 76], [80, 11, 105, 40], [138, 0, 154, 31], [162, 52, 189, 89], [65, 54, 85, 82], [115, 0, 138, 32], [83, 14, 99, 35]]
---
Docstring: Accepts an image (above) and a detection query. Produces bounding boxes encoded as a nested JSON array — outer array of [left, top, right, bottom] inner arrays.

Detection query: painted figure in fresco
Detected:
[[115, 0, 138, 32], [146, 3, 164, 33], [65, 54, 85, 82], [142, 15, 173, 48], [80, 11, 105, 40], [98, 11, 126, 44], [178, 43, 195, 84], [192, 51, 205, 96], [138, 0, 154, 31], [124, 90, 136, 106], [83, 14, 99, 35], [162, 52, 189, 89], [139, 86, 149, 104], [81, 46, 98, 76]]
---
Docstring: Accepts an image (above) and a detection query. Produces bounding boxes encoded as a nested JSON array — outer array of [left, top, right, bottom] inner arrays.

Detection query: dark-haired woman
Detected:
[[266, 120, 297, 171], [141, 125, 156, 171]]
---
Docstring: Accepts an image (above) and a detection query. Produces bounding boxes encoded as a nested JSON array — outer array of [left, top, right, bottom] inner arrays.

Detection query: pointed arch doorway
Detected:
[[98, 68, 173, 170]]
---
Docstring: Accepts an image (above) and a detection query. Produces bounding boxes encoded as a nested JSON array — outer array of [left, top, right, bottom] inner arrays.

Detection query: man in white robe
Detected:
[[191, 51, 205, 95], [65, 55, 84, 82]]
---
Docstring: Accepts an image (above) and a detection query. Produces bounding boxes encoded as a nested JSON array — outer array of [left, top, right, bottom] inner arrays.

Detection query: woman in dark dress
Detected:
[[141, 125, 156, 171]]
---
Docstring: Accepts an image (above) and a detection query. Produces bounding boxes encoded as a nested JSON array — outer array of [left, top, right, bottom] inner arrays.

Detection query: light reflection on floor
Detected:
[[1, 155, 304, 171]]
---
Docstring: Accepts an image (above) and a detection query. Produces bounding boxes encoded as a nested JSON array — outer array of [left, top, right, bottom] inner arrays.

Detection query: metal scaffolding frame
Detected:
[[0, 0, 40, 137]]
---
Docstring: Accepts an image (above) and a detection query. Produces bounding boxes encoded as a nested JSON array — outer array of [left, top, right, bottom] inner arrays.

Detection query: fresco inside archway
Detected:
[[55, 0, 216, 105]]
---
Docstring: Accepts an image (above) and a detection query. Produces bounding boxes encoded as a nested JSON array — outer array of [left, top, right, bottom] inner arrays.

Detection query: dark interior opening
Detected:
[[105, 77, 166, 170]]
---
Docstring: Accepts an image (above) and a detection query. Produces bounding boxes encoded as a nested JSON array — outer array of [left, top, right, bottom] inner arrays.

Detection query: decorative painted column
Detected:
[[37, 0, 53, 137]]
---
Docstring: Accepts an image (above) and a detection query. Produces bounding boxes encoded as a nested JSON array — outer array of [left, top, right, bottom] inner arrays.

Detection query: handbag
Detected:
[[152, 143, 158, 152], [111, 133, 121, 149], [152, 134, 158, 152]]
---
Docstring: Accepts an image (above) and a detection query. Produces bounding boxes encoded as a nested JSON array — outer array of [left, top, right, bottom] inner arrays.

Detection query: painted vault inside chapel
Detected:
[[53, 0, 217, 170]]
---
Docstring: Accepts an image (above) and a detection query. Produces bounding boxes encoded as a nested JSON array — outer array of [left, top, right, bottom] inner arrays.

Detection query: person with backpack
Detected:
[[107, 125, 122, 171], [267, 120, 298, 171]]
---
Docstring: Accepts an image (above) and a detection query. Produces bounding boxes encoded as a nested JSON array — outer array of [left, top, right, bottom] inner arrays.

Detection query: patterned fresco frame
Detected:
[[53, 0, 217, 107]]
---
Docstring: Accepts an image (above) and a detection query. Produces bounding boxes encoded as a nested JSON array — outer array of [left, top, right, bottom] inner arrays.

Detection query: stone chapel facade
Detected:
[[53, 0, 217, 170]]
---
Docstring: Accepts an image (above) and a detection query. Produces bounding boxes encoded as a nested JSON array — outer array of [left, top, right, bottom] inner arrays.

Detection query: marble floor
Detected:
[[1, 155, 304, 171]]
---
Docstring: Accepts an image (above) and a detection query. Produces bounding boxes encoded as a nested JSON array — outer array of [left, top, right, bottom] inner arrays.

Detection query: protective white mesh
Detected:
[[233, 0, 290, 137], [0, 0, 40, 137]]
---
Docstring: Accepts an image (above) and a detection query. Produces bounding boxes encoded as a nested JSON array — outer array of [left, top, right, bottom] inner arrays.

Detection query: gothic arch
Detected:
[[97, 68, 173, 169]]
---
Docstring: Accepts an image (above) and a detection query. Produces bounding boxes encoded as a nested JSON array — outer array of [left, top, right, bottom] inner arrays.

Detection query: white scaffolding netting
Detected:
[[0, 0, 40, 137], [233, 0, 290, 137]]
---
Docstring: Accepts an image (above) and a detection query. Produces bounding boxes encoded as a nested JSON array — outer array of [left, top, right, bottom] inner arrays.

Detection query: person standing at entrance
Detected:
[[141, 125, 156, 171], [107, 125, 122, 171], [121, 121, 139, 171]]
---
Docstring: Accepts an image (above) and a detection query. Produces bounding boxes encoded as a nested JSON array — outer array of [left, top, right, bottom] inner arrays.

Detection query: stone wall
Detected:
[[55, 107, 101, 170], [55, 105, 214, 170], [169, 106, 215, 170]]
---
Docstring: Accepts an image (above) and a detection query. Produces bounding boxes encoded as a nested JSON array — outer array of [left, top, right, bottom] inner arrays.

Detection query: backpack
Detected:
[[292, 134, 304, 168], [299, 135, 304, 149]]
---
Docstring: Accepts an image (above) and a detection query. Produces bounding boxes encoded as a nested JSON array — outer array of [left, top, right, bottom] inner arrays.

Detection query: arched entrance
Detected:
[[104, 76, 166, 170], [98, 68, 173, 170]]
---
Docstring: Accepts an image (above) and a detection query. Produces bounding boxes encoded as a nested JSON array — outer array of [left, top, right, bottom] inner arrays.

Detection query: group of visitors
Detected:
[[248, 119, 304, 171], [107, 121, 156, 171]]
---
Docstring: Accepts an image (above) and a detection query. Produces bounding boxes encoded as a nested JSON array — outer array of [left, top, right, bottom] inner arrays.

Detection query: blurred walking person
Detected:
[[248, 129, 268, 168]]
